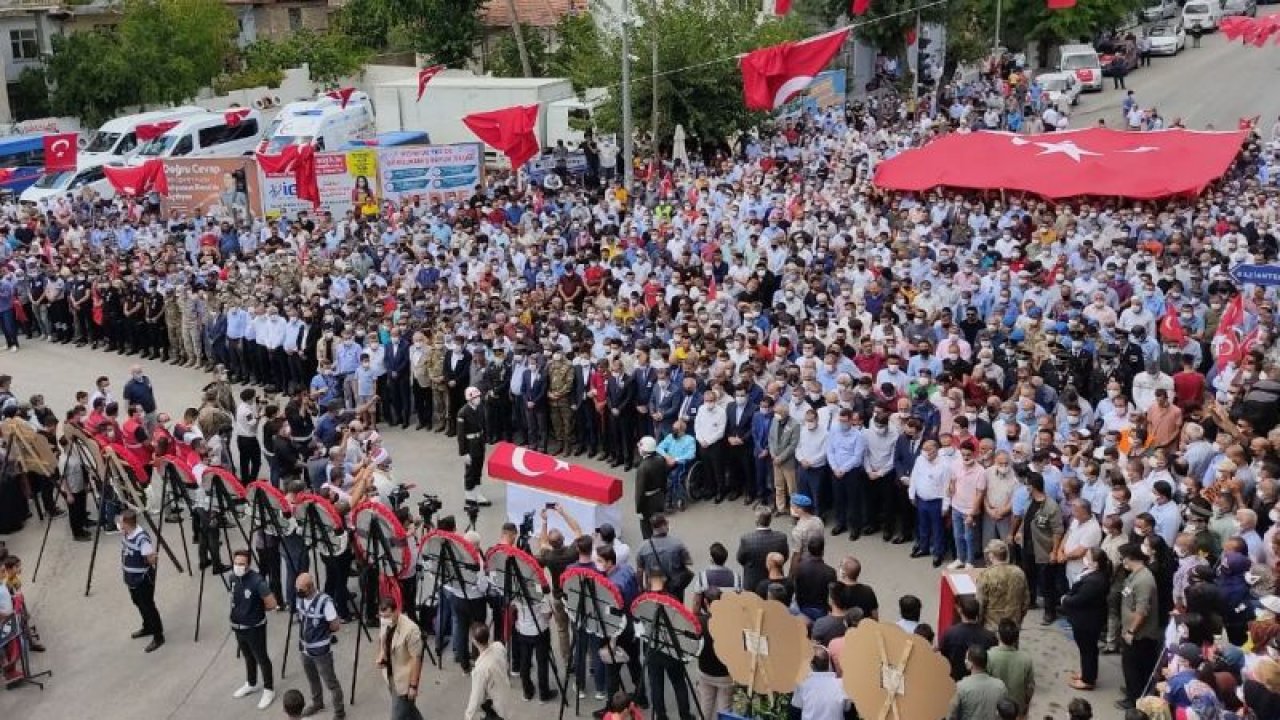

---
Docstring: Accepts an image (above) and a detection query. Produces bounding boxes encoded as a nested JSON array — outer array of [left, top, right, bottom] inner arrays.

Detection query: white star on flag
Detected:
[[1032, 140, 1102, 162]]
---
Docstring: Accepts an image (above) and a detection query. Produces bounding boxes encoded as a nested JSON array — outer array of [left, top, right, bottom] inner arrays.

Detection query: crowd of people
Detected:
[[2, 61, 1280, 719]]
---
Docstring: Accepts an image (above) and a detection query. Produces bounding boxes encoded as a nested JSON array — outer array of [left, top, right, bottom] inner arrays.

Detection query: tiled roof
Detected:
[[482, 0, 587, 28]]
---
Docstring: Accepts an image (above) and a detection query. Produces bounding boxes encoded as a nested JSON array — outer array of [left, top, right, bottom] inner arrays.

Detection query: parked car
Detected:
[[1146, 21, 1186, 55], [1142, 0, 1177, 21], [1221, 0, 1256, 15], [19, 164, 115, 205], [1100, 42, 1138, 76], [1182, 0, 1222, 30], [1036, 72, 1082, 108], [1057, 44, 1104, 91]]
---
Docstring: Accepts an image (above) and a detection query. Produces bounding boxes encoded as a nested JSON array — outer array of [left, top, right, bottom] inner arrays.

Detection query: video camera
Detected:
[[386, 483, 411, 510], [418, 493, 442, 527], [463, 498, 481, 528]]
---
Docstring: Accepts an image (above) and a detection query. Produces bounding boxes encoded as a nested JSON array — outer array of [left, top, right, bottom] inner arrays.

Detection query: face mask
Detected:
[[296, 588, 310, 599], [380, 616, 395, 629], [805, 421, 818, 430], [1174, 546, 1188, 558], [232, 565, 248, 577]]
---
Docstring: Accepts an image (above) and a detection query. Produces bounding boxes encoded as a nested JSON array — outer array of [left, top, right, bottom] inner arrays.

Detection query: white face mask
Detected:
[[232, 565, 248, 577], [380, 616, 395, 629]]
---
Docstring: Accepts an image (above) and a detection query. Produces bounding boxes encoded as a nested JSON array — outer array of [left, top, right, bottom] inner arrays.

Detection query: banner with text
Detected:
[[376, 143, 483, 207], [258, 149, 379, 218], [161, 158, 262, 219]]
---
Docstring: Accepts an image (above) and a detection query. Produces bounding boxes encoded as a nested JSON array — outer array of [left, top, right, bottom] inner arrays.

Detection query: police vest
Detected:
[[297, 593, 334, 656], [700, 566, 741, 593], [230, 571, 268, 630], [121, 528, 152, 588]]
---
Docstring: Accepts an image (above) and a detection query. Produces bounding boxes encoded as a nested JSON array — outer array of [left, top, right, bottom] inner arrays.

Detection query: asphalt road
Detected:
[[0, 339, 1114, 720], [1068, 9, 1280, 131]]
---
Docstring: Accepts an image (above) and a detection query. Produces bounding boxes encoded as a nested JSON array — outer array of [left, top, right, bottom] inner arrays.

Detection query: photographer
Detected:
[[535, 507, 577, 661], [234, 387, 263, 484]]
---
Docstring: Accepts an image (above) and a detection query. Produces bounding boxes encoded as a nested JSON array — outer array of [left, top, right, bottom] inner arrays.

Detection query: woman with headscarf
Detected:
[[1218, 542, 1255, 646], [1061, 546, 1110, 691], [1143, 533, 1176, 628]]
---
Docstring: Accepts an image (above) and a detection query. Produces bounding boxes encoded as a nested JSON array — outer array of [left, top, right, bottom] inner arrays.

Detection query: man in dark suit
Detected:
[[723, 385, 755, 503], [384, 331, 411, 428], [522, 356, 549, 452], [893, 415, 925, 550], [443, 335, 471, 436], [672, 376, 702, 429], [631, 348, 656, 440], [650, 366, 680, 440], [735, 509, 789, 592], [570, 346, 596, 456], [634, 436, 667, 539], [605, 360, 635, 469]]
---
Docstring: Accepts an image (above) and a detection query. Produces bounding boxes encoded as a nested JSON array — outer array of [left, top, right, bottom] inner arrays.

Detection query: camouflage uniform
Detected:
[[179, 288, 204, 368], [548, 357, 575, 455], [164, 291, 184, 365], [977, 561, 1031, 632], [426, 341, 447, 432]]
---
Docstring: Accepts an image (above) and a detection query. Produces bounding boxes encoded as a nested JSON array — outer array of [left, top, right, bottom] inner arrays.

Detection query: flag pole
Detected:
[[621, 0, 635, 191], [994, 0, 1002, 53]]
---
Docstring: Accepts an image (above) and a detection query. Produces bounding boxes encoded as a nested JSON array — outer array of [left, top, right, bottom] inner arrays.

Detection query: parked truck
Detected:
[[373, 72, 601, 168]]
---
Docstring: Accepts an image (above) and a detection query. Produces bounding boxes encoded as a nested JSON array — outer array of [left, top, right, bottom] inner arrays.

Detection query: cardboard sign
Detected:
[[707, 592, 811, 695], [839, 620, 954, 720]]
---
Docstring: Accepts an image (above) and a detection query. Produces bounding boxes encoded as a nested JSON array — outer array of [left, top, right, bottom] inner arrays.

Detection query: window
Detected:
[[225, 118, 259, 141], [198, 124, 227, 148], [72, 166, 105, 189], [10, 29, 38, 61], [288, 8, 302, 31], [171, 135, 193, 156]]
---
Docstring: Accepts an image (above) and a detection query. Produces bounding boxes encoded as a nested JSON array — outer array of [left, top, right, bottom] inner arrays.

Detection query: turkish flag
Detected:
[[417, 64, 445, 102], [224, 108, 251, 128], [326, 87, 356, 109], [486, 442, 623, 505], [1212, 295, 1247, 369], [256, 144, 319, 207], [851, 0, 870, 15], [463, 104, 541, 170], [104, 159, 168, 197], [774, 0, 791, 14], [136, 121, 178, 142], [43, 132, 78, 171], [739, 29, 850, 111], [1159, 303, 1185, 345], [873, 128, 1247, 199], [904, 26, 917, 47], [1047, 0, 1076, 8]]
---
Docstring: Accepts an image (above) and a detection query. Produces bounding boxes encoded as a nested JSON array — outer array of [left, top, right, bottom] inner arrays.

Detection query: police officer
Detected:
[[229, 549, 278, 710], [482, 346, 510, 443], [120, 508, 165, 652], [295, 572, 346, 719], [458, 386, 491, 506]]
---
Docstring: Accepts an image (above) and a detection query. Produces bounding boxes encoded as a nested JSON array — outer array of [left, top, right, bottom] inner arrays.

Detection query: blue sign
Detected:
[[1230, 263, 1280, 287]]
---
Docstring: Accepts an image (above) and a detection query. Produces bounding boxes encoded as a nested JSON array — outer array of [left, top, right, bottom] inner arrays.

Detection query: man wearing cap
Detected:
[[788, 494, 823, 567], [457, 386, 491, 506], [634, 436, 667, 540], [1117, 542, 1159, 710], [977, 540, 1029, 632]]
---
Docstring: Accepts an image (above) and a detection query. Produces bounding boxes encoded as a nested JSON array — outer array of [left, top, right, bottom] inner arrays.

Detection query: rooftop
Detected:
[[481, 0, 586, 28]]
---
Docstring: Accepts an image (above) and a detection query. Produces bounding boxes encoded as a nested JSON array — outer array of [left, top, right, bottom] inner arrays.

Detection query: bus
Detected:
[[340, 131, 431, 149], [0, 133, 49, 196]]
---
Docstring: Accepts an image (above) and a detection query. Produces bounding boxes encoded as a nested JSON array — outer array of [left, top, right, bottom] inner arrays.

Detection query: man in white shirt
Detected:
[[694, 389, 729, 502], [1062, 499, 1102, 585], [908, 440, 948, 567], [233, 387, 262, 484]]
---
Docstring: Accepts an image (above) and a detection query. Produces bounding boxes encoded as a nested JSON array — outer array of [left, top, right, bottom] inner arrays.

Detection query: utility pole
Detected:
[[650, 0, 659, 149], [506, 6, 533, 77], [621, 0, 634, 189], [994, 0, 1002, 54]]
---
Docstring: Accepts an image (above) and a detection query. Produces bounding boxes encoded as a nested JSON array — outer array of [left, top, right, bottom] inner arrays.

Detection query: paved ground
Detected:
[[0, 339, 1115, 720], [1067, 11, 1280, 132]]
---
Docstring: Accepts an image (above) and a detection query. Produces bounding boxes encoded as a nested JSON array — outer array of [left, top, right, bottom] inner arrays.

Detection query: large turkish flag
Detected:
[[486, 442, 623, 505], [873, 128, 1246, 199]]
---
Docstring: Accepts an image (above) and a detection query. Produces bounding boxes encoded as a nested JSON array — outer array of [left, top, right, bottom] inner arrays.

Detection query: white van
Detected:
[[79, 107, 207, 168], [1182, 0, 1222, 31], [132, 109, 264, 161], [1057, 44, 1104, 92], [259, 92, 374, 155], [19, 163, 115, 205]]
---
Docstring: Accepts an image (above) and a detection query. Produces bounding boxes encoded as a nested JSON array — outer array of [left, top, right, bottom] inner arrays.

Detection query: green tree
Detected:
[[333, 0, 397, 50], [118, 0, 237, 106], [237, 30, 372, 84], [10, 67, 51, 121], [352, 0, 488, 65], [489, 24, 549, 77], [558, 0, 809, 142], [46, 30, 141, 126]]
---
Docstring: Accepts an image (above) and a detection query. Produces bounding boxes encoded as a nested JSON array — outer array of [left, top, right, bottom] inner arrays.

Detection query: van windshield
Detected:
[[32, 171, 73, 189], [263, 135, 313, 154], [1185, 3, 1209, 12], [1061, 54, 1099, 70], [84, 132, 121, 153]]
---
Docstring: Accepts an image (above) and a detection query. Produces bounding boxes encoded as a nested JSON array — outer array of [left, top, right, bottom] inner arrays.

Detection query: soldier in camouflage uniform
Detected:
[[547, 351, 575, 455], [179, 286, 205, 368], [164, 287, 184, 366], [426, 332, 448, 432], [976, 539, 1030, 632]]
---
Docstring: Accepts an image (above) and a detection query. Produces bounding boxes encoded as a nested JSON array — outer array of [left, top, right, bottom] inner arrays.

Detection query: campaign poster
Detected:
[[161, 158, 262, 219], [258, 151, 376, 219], [376, 143, 483, 206]]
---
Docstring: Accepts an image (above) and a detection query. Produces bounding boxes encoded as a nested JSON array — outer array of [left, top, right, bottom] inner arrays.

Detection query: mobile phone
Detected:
[[545, 502, 557, 510]]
